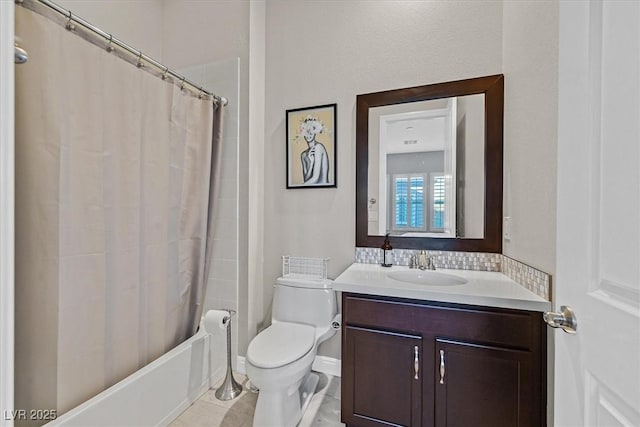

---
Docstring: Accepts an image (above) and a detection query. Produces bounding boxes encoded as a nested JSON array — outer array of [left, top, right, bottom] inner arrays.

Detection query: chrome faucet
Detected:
[[417, 250, 436, 271]]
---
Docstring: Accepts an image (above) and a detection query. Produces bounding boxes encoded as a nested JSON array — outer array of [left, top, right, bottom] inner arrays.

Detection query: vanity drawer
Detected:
[[343, 293, 543, 351]]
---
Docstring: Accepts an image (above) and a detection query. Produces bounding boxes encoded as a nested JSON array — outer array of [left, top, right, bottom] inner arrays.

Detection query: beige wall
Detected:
[[502, 1, 558, 275], [260, 1, 558, 359], [263, 0, 504, 358], [162, 0, 249, 70], [29, 0, 559, 365], [54, 0, 164, 60]]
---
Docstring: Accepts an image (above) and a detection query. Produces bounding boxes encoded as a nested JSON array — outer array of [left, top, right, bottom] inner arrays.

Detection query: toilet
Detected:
[[246, 276, 338, 427]]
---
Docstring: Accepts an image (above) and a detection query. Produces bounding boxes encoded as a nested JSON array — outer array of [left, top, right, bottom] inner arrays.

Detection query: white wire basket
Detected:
[[282, 256, 329, 281]]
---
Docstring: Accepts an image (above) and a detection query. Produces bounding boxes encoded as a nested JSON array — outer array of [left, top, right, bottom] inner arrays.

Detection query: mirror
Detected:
[[356, 75, 504, 252], [368, 95, 485, 239]]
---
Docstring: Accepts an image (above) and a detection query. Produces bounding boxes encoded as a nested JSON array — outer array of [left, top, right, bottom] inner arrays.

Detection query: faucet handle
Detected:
[[417, 251, 427, 270]]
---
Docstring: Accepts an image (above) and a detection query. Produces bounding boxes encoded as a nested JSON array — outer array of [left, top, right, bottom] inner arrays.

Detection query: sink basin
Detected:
[[387, 270, 468, 286]]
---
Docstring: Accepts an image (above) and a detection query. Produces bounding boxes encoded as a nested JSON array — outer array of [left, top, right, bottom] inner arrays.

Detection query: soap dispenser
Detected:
[[381, 234, 393, 267]]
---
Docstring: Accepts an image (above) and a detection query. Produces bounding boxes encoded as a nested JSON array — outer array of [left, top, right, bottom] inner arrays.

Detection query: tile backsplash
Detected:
[[500, 255, 551, 301], [355, 247, 501, 271], [354, 247, 551, 301]]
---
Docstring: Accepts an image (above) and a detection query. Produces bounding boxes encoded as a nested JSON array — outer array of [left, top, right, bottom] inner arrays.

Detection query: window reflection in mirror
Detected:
[[367, 94, 485, 239]]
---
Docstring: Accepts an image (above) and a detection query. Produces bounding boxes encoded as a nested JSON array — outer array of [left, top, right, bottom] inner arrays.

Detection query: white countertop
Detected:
[[333, 263, 551, 312]]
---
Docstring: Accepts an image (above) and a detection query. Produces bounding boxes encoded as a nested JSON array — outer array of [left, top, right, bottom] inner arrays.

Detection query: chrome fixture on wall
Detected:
[[14, 41, 28, 64]]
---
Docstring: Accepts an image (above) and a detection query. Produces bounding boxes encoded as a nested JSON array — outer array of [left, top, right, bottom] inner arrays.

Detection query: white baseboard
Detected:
[[237, 355, 341, 378], [236, 356, 246, 375], [312, 356, 341, 377]]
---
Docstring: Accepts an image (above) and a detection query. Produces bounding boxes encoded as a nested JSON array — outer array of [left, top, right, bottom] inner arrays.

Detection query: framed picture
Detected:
[[286, 103, 337, 189]]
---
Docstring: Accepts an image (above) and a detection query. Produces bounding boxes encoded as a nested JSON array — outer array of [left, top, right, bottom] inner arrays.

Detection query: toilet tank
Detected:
[[272, 277, 337, 328]]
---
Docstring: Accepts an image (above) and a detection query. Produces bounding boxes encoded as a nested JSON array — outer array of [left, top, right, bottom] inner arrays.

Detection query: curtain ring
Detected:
[[65, 11, 76, 31], [180, 77, 186, 91], [136, 52, 144, 68], [106, 35, 114, 53], [198, 87, 204, 99], [161, 67, 169, 81]]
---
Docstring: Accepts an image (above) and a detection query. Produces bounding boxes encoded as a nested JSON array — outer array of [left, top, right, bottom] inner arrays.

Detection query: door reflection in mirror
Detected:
[[368, 94, 484, 238]]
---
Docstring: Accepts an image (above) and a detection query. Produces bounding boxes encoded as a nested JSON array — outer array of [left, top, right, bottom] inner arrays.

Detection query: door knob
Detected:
[[543, 305, 577, 334]]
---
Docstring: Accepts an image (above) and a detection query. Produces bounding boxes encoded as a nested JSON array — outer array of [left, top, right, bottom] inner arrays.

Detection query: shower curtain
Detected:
[[14, 4, 223, 419]]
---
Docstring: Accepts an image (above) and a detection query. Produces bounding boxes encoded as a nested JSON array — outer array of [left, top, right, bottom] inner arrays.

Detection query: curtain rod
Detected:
[[17, 0, 228, 106]]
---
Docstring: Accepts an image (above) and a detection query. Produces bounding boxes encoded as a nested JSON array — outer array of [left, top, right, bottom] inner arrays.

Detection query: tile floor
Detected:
[[169, 372, 345, 427]]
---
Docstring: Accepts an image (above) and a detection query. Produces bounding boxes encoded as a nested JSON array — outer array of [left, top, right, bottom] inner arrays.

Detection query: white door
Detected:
[[554, 1, 640, 426]]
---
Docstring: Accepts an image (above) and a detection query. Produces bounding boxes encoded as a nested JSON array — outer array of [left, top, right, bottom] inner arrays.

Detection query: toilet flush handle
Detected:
[[331, 314, 341, 330]]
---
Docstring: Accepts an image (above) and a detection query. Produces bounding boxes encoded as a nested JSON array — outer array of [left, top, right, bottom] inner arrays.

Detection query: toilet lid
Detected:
[[247, 322, 315, 369]]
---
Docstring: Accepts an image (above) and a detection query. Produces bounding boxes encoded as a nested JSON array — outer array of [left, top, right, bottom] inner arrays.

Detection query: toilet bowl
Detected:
[[246, 277, 337, 427]]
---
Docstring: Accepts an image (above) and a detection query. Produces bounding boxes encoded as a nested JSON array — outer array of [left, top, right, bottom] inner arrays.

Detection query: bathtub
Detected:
[[45, 322, 227, 427]]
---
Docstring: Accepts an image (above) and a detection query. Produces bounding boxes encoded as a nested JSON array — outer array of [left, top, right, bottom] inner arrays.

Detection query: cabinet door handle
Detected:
[[413, 346, 419, 379], [439, 349, 445, 384]]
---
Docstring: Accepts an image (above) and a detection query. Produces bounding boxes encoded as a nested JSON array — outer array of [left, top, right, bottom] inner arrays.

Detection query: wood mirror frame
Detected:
[[356, 74, 504, 252]]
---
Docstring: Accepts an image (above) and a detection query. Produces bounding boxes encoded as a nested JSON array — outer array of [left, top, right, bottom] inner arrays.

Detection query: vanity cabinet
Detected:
[[433, 339, 535, 426], [344, 327, 423, 426], [341, 293, 546, 427]]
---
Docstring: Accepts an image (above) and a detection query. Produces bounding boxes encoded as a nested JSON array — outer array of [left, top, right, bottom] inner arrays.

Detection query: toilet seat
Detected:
[[247, 322, 315, 369]]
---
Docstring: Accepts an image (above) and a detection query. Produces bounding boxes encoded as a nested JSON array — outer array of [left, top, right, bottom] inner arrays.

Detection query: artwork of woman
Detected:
[[299, 116, 329, 185]]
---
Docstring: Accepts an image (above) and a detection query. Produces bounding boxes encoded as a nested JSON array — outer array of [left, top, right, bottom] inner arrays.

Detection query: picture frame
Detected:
[[286, 103, 337, 189]]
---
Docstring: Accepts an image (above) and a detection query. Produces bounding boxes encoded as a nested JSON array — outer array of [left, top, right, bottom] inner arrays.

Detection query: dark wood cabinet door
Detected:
[[434, 339, 539, 427], [342, 294, 547, 427], [343, 326, 422, 427]]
